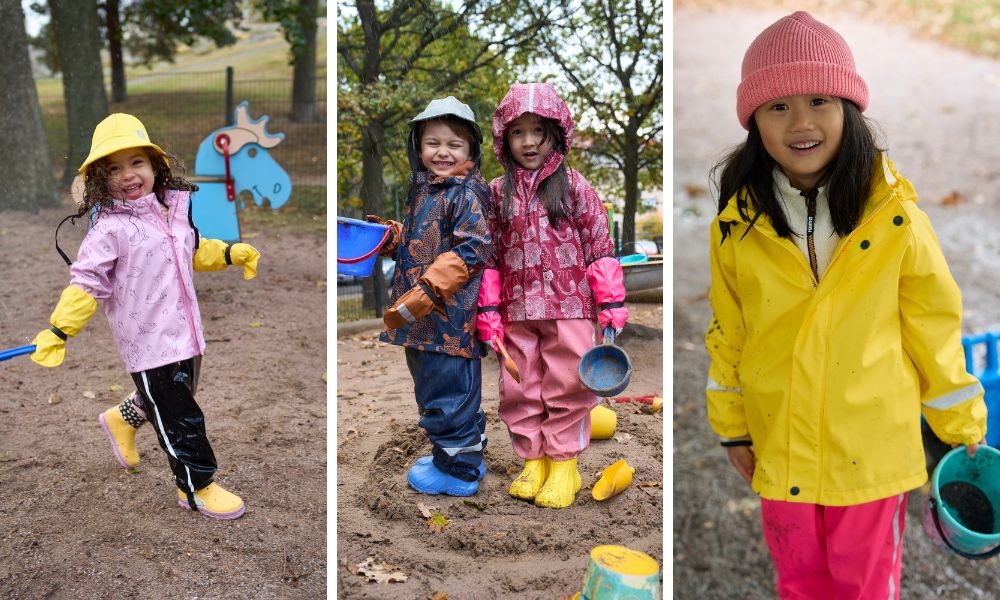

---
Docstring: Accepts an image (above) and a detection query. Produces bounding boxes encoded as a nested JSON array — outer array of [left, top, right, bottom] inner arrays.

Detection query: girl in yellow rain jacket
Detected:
[[706, 11, 986, 599]]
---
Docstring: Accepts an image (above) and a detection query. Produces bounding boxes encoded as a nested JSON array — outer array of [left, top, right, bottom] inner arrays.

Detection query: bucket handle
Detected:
[[928, 496, 1000, 560], [602, 326, 615, 346], [337, 227, 391, 265]]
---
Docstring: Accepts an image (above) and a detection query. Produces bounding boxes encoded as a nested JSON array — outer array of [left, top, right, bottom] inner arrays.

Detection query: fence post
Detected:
[[225, 66, 234, 125]]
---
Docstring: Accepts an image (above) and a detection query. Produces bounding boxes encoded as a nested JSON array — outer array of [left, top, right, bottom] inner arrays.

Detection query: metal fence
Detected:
[[37, 68, 326, 193]]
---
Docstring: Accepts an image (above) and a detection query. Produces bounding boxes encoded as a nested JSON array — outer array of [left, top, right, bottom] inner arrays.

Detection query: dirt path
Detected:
[[0, 204, 326, 598], [336, 299, 664, 598], [674, 6, 1000, 598]]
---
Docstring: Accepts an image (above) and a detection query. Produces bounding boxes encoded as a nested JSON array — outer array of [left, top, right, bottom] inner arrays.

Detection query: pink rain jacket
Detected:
[[487, 82, 615, 322], [70, 190, 206, 373]]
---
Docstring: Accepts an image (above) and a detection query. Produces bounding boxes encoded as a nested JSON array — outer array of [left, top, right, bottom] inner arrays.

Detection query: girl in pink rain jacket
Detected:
[[477, 82, 629, 509], [30, 113, 260, 520]]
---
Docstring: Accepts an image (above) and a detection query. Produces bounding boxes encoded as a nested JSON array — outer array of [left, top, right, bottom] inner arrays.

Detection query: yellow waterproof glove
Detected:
[[228, 243, 260, 280], [193, 239, 260, 280], [30, 285, 97, 367]]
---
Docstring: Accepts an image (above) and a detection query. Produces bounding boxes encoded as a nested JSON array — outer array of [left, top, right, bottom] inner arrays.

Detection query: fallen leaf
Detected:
[[417, 502, 437, 519], [82, 391, 96, 400], [249, 320, 264, 328], [637, 481, 663, 488], [939, 191, 963, 206], [0, 451, 14, 462], [429, 593, 449, 600], [613, 432, 632, 444], [726, 497, 759, 516], [141, 549, 156, 559], [427, 512, 449, 533], [108, 384, 125, 392], [48, 393, 62, 405], [356, 557, 408, 583]]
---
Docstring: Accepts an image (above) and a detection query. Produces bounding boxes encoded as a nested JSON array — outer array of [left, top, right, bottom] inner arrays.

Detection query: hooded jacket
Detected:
[[380, 157, 492, 358], [706, 155, 986, 506], [70, 190, 206, 373], [487, 82, 615, 322]]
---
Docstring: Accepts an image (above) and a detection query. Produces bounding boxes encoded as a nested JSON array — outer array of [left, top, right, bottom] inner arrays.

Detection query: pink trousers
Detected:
[[760, 494, 908, 600], [497, 319, 598, 461]]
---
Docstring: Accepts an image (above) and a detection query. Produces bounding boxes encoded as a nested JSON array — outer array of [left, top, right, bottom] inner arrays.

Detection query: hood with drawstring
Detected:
[[406, 96, 483, 172]]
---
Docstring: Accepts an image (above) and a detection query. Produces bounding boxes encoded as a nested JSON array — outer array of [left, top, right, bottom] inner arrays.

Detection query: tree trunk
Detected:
[[50, 0, 109, 185], [0, 0, 59, 210], [360, 119, 388, 311], [106, 0, 127, 104], [620, 126, 640, 250], [290, 0, 318, 122]]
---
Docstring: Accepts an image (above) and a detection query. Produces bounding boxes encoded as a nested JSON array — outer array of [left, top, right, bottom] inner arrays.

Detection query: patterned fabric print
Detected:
[[487, 83, 614, 323], [380, 170, 492, 358], [70, 190, 206, 373], [119, 392, 146, 427]]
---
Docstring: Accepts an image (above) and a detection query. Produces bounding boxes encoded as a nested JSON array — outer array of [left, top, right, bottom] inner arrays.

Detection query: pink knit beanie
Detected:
[[737, 11, 868, 130]]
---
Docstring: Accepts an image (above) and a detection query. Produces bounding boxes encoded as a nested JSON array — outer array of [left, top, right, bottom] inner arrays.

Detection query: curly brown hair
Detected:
[[81, 148, 198, 214]]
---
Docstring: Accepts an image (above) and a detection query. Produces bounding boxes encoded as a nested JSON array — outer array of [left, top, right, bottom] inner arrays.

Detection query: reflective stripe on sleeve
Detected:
[[923, 381, 984, 411]]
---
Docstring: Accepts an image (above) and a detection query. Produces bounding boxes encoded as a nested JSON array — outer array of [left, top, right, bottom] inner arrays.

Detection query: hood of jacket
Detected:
[[492, 82, 574, 169]]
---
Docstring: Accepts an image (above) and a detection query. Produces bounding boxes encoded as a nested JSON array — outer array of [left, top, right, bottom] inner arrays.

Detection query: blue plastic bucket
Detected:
[[924, 446, 1000, 559], [578, 328, 633, 397], [619, 254, 648, 265], [337, 217, 390, 277]]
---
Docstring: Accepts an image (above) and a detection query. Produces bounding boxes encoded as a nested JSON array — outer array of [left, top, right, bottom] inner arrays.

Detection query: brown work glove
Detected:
[[365, 215, 403, 256], [383, 251, 470, 329]]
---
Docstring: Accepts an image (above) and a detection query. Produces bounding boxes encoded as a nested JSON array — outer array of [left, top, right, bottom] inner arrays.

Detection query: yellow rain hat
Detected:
[[79, 113, 165, 175]]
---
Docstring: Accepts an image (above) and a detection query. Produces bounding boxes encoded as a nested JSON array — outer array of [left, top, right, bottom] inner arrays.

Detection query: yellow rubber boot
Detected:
[[98, 406, 139, 469], [534, 457, 582, 509], [509, 457, 550, 500], [177, 483, 246, 520]]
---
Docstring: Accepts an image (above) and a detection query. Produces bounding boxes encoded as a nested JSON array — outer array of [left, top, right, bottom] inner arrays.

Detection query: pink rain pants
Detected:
[[760, 494, 908, 600], [497, 319, 598, 461]]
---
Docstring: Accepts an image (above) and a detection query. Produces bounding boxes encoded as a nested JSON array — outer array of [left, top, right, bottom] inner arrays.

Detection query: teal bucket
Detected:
[[337, 217, 390, 277], [923, 446, 1000, 559]]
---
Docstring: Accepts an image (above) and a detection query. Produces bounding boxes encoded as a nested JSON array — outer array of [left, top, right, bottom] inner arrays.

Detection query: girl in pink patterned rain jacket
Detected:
[[477, 82, 629, 509], [30, 113, 260, 520]]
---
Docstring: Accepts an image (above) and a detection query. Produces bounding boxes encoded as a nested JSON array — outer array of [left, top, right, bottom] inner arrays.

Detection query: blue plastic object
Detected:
[[961, 332, 1000, 447], [578, 328, 633, 397], [337, 217, 390, 277], [925, 446, 1000, 558], [619, 254, 648, 265], [407, 459, 481, 496], [0, 344, 36, 362]]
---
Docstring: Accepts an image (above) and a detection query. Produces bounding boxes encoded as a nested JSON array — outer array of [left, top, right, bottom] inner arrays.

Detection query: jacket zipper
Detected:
[[153, 200, 202, 347]]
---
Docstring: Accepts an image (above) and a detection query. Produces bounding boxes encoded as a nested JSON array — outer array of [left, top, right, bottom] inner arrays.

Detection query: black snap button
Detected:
[[790, 486, 800, 496], [860, 240, 870, 250], [893, 215, 903, 226]]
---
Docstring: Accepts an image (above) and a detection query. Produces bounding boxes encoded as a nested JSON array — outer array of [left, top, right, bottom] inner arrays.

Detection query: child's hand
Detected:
[[953, 438, 987, 458], [727, 445, 756, 484], [384, 285, 441, 329], [30, 329, 65, 367], [228, 243, 260, 280], [365, 215, 402, 256]]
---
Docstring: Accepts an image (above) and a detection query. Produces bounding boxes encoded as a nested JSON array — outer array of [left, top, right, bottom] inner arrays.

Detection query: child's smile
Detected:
[[419, 121, 471, 177], [506, 113, 553, 170], [105, 148, 155, 200], [753, 94, 844, 190]]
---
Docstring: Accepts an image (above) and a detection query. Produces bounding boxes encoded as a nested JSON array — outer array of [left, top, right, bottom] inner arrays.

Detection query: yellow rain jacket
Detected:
[[706, 156, 986, 506]]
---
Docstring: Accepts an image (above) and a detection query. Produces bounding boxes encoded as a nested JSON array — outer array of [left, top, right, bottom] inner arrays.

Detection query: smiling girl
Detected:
[[31, 113, 260, 520], [477, 82, 627, 509], [706, 12, 987, 598]]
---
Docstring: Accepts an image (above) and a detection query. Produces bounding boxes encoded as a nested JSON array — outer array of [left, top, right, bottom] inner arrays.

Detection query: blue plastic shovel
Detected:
[[0, 344, 36, 362]]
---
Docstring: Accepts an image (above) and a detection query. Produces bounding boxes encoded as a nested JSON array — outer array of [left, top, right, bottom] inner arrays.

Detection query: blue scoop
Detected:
[[578, 328, 632, 397]]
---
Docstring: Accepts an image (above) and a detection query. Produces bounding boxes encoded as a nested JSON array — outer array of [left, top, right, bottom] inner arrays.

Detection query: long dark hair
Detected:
[[501, 116, 571, 225], [711, 100, 883, 239], [82, 148, 197, 213]]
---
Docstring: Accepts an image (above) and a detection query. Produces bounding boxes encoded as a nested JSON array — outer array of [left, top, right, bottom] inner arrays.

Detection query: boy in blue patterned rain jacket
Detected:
[[366, 96, 492, 496]]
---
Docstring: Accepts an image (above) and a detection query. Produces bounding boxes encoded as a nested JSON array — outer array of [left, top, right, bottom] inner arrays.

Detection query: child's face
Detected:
[[753, 94, 844, 190], [420, 121, 471, 177], [105, 148, 156, 200], [505, 113, 553, 170]]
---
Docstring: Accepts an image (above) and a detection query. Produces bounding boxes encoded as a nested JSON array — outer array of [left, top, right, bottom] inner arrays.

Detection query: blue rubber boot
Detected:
[[415, 455, 486, 481], [408, 457, 481, 496]]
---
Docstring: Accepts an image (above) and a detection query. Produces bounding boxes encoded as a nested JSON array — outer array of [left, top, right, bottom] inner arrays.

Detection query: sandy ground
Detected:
[[335, 296, 664, 599], [673, 5, 1000, 599], [0, 204, 326, 598]]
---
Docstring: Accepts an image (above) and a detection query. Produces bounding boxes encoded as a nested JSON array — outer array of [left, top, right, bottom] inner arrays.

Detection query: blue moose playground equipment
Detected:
[[191, 101, 292, 242], [961, 331, 1000, 448]]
